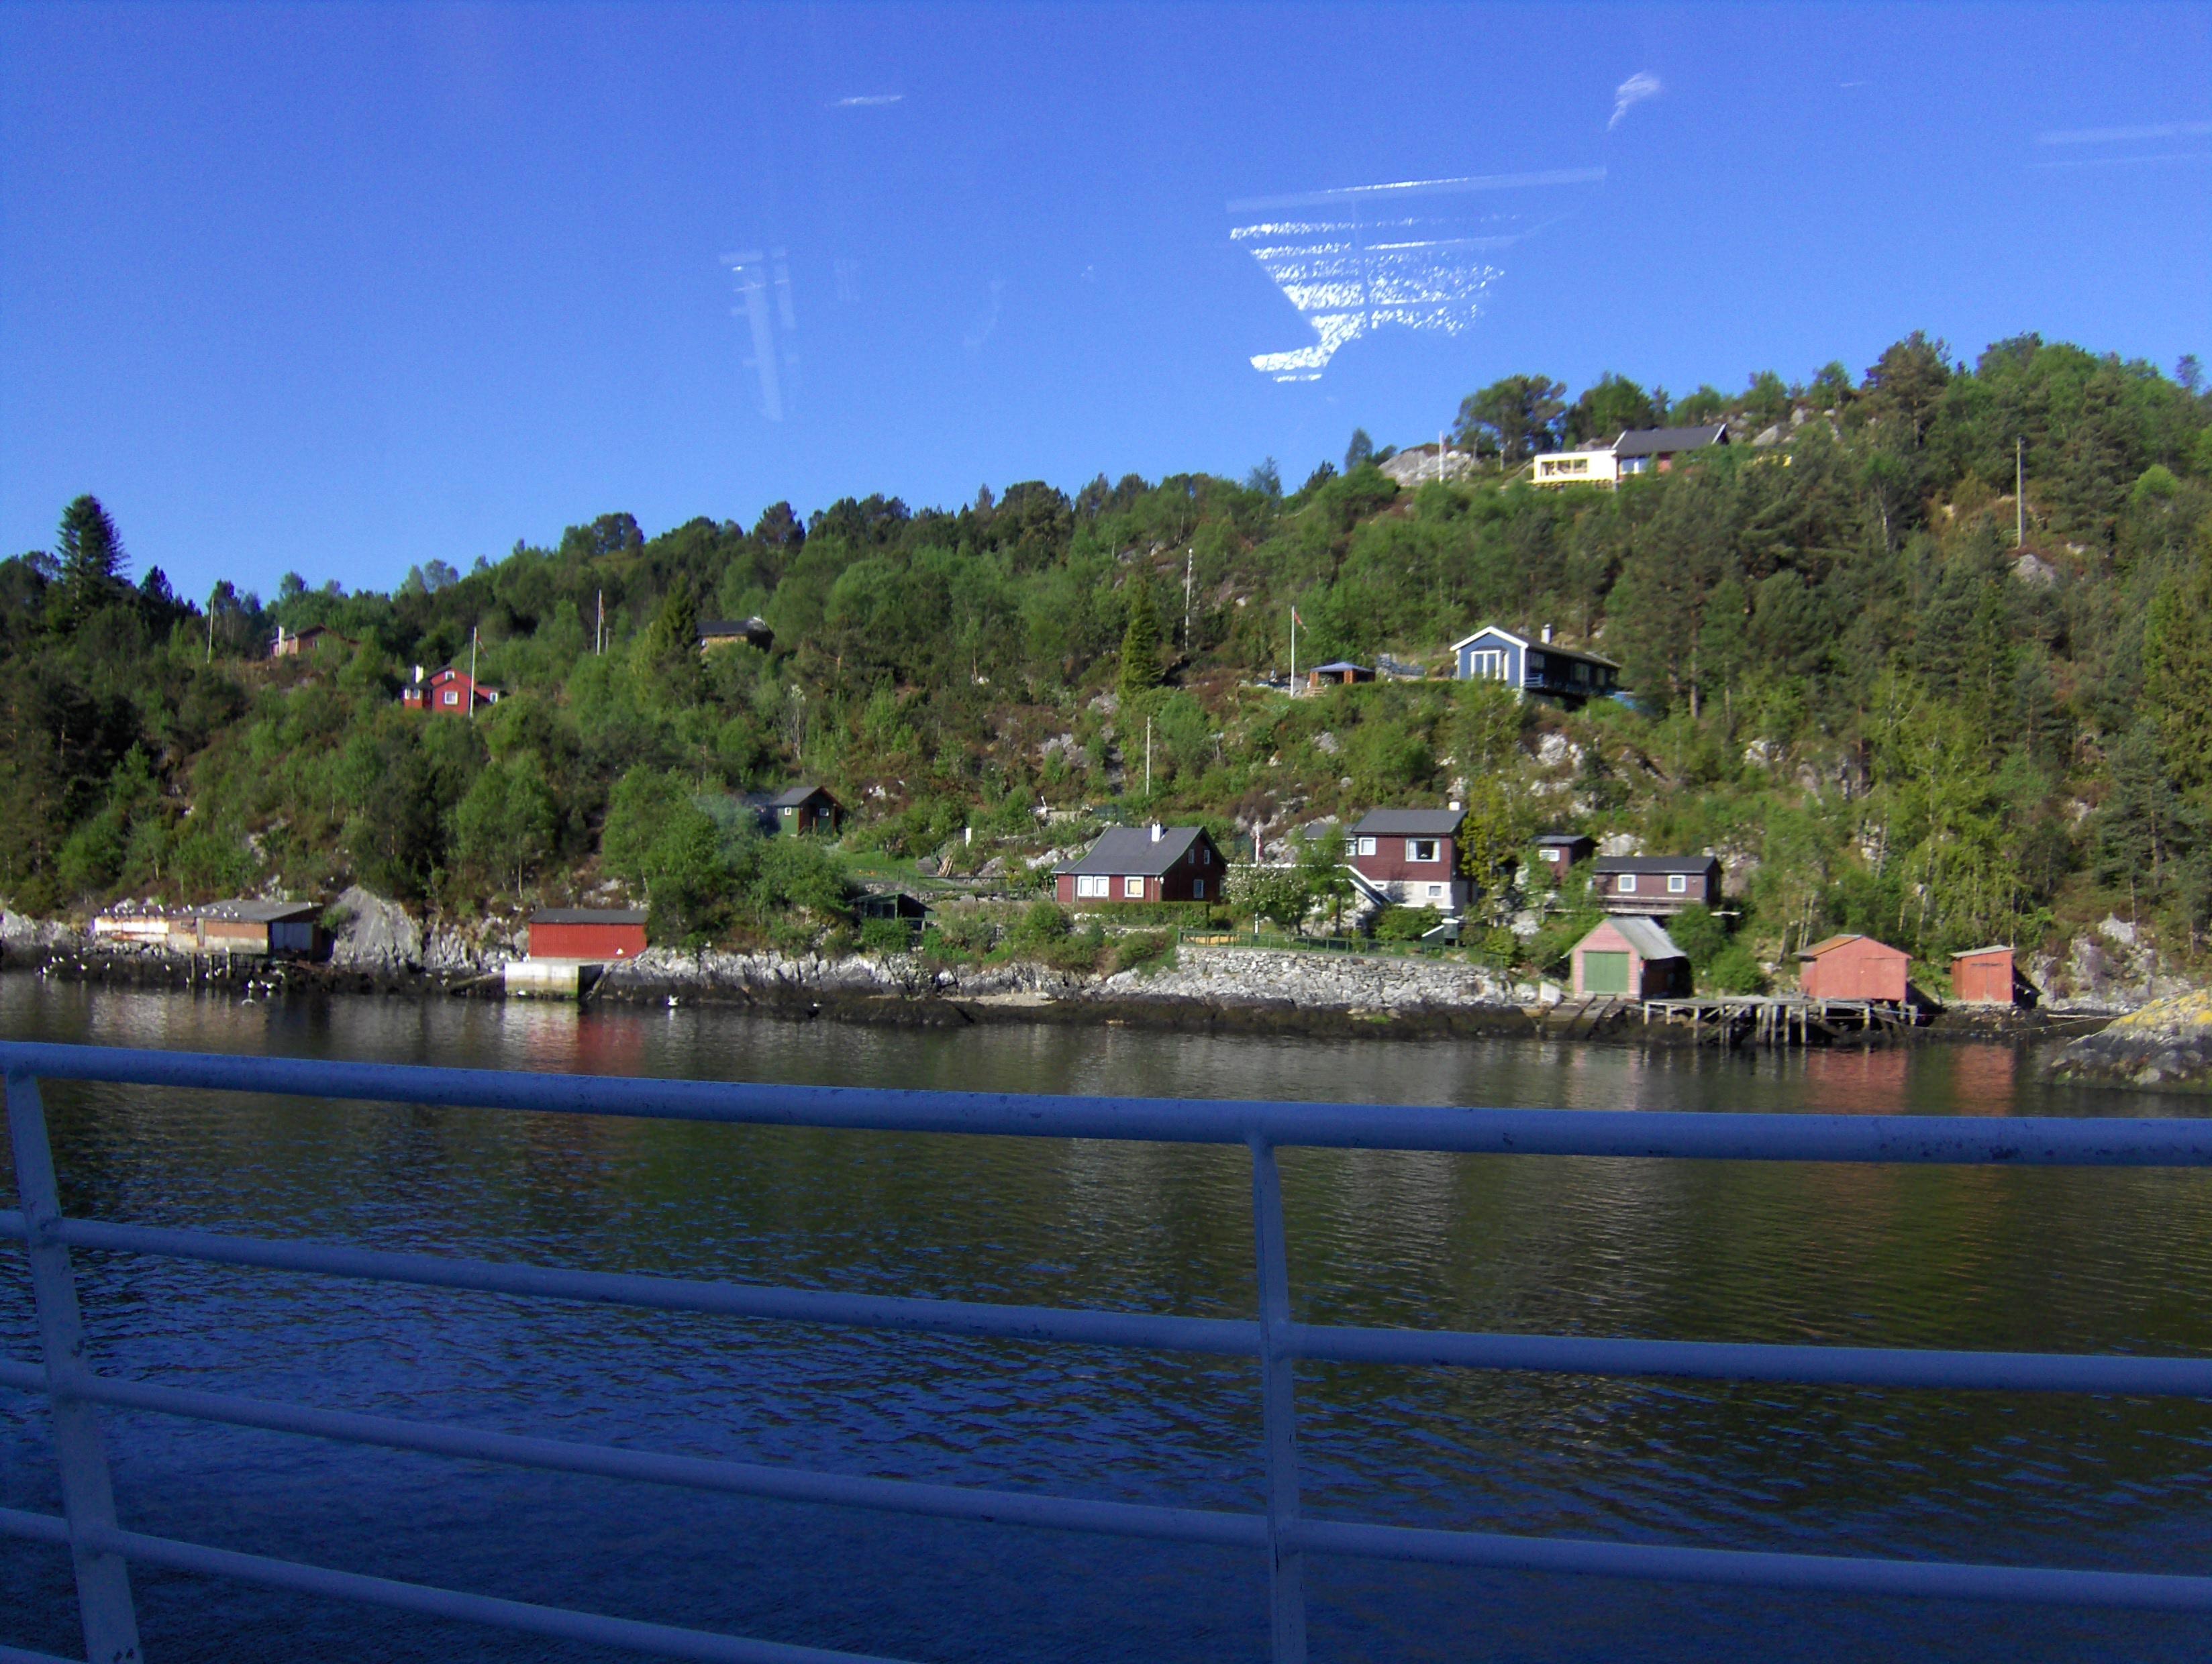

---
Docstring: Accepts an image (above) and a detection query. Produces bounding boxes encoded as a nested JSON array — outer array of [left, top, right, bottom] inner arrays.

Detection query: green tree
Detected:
[[1117, 574, 1164, 703], [2144, 530, 2212, 800], [1229, 863, 1309, 931], [1456, 375, 1566, 464], [452, 754, 558, 898], [1344, 428, 1376, 471], [1563, 374, 1659, 447], [51, 496, 128, 629]]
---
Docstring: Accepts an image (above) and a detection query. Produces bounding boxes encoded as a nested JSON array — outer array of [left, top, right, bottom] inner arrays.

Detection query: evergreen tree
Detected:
[[52, 495, 127, 627], [2145, 531, 2212, 800], [1344, 428, 1376, 471], [1117, 574, 1163, 703]]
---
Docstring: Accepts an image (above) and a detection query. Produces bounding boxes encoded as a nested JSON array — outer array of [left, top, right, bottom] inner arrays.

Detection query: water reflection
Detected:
[[1, 978, 2207, 1663]]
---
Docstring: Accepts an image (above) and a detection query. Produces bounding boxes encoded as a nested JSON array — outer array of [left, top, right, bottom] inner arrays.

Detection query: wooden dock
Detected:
[[1639, 995, 1917, 1048]]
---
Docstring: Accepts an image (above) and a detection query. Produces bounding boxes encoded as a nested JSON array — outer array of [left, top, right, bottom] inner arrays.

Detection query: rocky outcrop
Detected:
[[1090, 946, 1519, 1013], [2047, 990, 2212, 1090], [2031, 917, 2197, 1012], [328, 886, 423, 971]]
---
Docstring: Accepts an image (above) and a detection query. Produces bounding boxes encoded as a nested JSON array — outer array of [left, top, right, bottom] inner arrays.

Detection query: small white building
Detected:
[[1532, 448, 1619, 488]]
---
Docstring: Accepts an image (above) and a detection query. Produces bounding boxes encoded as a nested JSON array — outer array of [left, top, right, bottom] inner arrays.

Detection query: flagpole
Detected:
[[1290, 607, 1297, 694]]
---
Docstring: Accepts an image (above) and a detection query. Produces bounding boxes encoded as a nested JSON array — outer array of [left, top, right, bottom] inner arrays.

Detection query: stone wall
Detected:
[[1092, 946, 1516, 1012]]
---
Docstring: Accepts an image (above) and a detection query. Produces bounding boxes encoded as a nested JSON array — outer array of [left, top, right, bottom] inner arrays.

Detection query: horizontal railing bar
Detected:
[[0, 1366, 1268, 1550], [1295, 1517, 2212, 1611], [13, 1209, 2211, 1399], [1289, 1323, 2212, 1397], [0, 1212, 1259, 1356], [8, 1041, 2212, 1164], [16, 1209, 2212, 1402], [0, 1506, 909, 1664]]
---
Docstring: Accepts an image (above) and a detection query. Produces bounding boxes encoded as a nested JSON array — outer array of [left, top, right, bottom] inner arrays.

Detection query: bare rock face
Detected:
[[2048, 990, 2212, 1091], [327, 886, 423, 972]]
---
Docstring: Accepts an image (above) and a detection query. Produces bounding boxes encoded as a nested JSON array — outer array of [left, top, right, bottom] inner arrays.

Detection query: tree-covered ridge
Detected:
[[3, 331, 2209, 975]]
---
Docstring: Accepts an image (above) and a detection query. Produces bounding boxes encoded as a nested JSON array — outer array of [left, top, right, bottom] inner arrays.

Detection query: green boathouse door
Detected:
[[1582, 951, 1631, 996]]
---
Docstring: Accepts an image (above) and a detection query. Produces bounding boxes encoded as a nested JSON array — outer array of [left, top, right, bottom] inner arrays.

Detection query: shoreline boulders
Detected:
[[2048, 990, 2212, 1092]]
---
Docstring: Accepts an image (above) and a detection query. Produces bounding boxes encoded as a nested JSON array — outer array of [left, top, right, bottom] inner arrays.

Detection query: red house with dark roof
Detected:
[[402, 664, 503, 714], [1054, 825, 1224, 904]]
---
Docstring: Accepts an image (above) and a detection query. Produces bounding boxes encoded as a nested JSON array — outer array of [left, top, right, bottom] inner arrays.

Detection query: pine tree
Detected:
[[2145, 531, 2212, 801], [1117, 574, 1162, 704], [51, 495, 127, 627]]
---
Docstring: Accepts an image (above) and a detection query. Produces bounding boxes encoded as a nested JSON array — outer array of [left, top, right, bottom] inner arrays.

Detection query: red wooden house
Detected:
[[403, 664, 503, 714], [527, 908, 647, 961], [1054, 825, 1223, 904], [1952, 945, 2036, 1008], [1799, 934, 1910, 1002], [1345, 807, 1467, 914]]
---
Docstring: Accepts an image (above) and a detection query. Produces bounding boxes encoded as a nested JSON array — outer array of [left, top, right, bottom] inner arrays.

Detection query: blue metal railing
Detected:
[[5, 1040, 2212, 1664]]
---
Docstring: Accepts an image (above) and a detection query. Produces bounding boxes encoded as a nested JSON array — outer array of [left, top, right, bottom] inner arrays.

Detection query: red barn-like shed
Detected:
[[1799, 934, 1910, 1002], [528, 908, 647, 961], [1952, 945, 2035, 1007]]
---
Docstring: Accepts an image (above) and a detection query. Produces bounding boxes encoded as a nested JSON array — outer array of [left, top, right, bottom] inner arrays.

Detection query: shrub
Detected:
[[858, 917, 915, 955], [1373, 905, 1442, 942], [1704, 943, 1770, 994], [1107, 930, 1174, 974]]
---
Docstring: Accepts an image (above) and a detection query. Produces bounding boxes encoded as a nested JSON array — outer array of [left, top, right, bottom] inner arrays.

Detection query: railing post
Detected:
[[1248, 1135, 1307, 1664], [6, 1070, 142, 1663]]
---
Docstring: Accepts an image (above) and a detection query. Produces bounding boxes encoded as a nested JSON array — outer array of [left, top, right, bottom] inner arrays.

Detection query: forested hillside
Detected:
[[5, 331, 2210, 982]]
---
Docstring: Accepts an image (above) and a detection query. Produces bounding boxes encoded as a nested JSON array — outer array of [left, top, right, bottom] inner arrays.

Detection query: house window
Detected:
[[1199, 846, 1209, 866], [1408, 839, 1438, 863], [1467, 649, 1507, 681], [1541, 848, 1560, 863], [1357, 837, 1376, 857], [1668, 874, 1689, 894], [1618, 874, 1638, 894], [1075, 875, 1109, 898], [1427, 884, 1446, 900], [1123, 876, 1144, 898], [442, 690, 458, 707], [1193, 879, 1205, 899]]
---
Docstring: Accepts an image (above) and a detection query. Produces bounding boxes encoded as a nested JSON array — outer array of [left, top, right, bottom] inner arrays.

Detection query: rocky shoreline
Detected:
[[2046, 990, 2212, 1092]]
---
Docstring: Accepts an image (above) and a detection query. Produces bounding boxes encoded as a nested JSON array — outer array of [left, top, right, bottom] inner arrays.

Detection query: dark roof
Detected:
[[1534, 832, 1595, 846], [1056, 825, 1208, 877], [195, 898, 321, 924], [532, 908, 647, 925], [1591, 855, 1721, 874], [697, 617, 771, 639], [1448, 623, 1619, 670], [1612, 423, 1729, 458], [1353, 808, 1464, 837], [768, 784, 835, 809]]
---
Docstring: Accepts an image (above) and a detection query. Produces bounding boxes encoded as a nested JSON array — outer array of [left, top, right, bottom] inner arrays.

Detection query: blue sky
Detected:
[[2, 2, 2207, 602]]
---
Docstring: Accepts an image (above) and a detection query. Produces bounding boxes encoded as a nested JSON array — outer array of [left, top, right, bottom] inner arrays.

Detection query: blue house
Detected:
[[1448, 624, 1621, 706]]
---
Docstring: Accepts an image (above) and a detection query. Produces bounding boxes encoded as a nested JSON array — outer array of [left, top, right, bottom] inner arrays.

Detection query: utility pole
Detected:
[[205, 590, 215, 662], [1290, 607, 1298, 694], [468, 626, 479, 719], [1145, 717, 1153, 798], [1438, 429, 1446, 483], [1183, 547, 1193, 648], [595, 588, 605, 654], [2015, 438, 2025, 548]]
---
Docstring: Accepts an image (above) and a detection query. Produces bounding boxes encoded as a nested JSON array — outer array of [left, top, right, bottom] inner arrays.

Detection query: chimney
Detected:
[[1542, 624, 1554, 643], [1448, 800, 1462, 813], [1150, 823, 1164, 843], [412, 664, 423, 683]]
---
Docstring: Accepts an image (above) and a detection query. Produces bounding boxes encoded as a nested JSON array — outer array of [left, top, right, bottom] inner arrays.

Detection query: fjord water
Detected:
[[2, 980, 2209, 1663]]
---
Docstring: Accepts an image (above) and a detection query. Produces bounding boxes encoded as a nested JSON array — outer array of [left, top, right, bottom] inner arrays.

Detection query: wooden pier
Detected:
[[1639, 995, 1917, 1049]]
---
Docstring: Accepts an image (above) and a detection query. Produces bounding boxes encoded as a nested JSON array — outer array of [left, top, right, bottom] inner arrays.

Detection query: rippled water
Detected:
[[3, 978, 2210, 1662]]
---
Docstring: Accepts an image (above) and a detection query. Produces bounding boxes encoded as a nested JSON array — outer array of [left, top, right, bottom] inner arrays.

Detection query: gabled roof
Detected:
[[1584, 915, 1687, 959], [1445, 622, 1619, 668], [195, 898, 321, 924], [768, 784, 836, 809], [1056, 825, 1207, 877], [1310, 660, 1370, 674], [1950, 944, 2015, 959], [1534, 831, 1595, 846], [532, 908, 647, 925], [697, 616, 772, 639], [1801, 933, 1908, 960], [1592, 854, 1721, 874], [1612, 423, 1729, 458], [1353, 808, 1464, 837]]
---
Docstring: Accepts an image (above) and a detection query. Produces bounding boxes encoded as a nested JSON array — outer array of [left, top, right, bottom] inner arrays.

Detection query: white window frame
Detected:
[[1074, 875, 1109, 898], [1541, 848, 1560, 863], [1427, 884, 1446, 900], [1466, 648, 1507, 682], [1408, 839, 1438, 864], [442, 690, 459, 707], [1667, 873, 1688, 894], [1123, 876, 1144, 898], [1618, 874, 1638, 894], [1356, 836, 1377, 857]]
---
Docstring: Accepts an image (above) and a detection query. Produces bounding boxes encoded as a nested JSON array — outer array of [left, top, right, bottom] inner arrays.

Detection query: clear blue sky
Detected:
[[3, 2, 2207, 602]]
